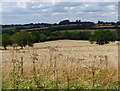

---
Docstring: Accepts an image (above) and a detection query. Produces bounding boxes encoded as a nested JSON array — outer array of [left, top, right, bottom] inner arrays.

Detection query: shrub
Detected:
[[89, 30, 117, 45]]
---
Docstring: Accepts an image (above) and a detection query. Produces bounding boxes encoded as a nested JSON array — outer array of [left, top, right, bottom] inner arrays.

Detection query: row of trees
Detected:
[[3, 20, 119, 35], [31, 31, 92, 42], [3, 20, 120, 28], [2, 30, 117, 50], [2, 32, 34, 50]]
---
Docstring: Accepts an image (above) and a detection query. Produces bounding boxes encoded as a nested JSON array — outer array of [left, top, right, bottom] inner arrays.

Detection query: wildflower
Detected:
[[24, 86, 30, 89]]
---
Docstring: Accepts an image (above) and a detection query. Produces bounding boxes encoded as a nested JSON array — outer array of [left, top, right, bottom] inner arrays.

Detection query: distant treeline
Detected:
[[2, 20, 120, 37], [1, 20, 120, 49], [2, 20, 120, 27], [2, 20, 120, 30], [1, 29, 118, 50]]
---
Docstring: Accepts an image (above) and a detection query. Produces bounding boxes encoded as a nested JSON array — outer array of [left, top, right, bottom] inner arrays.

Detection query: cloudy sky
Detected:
[[1, 1, 118, 25]]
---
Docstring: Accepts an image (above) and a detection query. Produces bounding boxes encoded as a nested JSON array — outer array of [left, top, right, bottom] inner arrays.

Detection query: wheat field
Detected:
[[1, 40, 119, 89]]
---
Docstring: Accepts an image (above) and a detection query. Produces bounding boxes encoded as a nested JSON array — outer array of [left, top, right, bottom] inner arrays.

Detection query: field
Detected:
[[2, 40, 119, 89], [59, 29, 116, 32]]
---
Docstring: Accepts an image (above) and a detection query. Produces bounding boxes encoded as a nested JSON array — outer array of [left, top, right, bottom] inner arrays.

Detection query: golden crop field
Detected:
[[2, 40, 119, 89]]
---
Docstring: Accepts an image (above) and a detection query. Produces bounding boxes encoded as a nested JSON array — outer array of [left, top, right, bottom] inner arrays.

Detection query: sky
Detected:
[[1, 1, 118, 25]]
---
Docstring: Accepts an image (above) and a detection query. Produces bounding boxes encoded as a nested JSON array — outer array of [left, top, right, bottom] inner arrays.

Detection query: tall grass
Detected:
[[2, 46, 119, 89]]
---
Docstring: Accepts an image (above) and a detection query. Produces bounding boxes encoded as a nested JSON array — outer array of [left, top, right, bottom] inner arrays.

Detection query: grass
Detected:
[[2, 40, 119, 89]]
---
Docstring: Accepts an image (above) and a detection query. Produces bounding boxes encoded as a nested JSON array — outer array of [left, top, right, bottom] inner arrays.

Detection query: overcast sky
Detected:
[[1, 2, 118, 25]]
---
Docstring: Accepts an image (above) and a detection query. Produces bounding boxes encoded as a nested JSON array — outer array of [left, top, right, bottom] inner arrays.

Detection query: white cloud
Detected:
[[2, 2, 118, 24], [64, 7, 69, 10], [77, 12, 84, 14], [1, 0, 119, 2], [110, 12, 118, 17], [42, 8, 51, 12], [88, 12, 95, 14], [64, 17, 69, 20], [101, 13, 109, 16], [1, 0, 33, 2], [16, 2, 27, 9], [111, 12, 117, 15], [31, 4, 42, 9], [84, 4, 90, 8], [0, 3, 2, 13], [77, 11, 96, 14], [52, 12, 66, 15], [102, 11, 117, 17], [107, 5, 117, 10], [64, 6, 76, 10], [2, 3, 14, 13]]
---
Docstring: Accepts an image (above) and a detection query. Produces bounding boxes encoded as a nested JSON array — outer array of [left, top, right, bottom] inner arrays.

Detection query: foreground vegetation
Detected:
[[2, 40, 119, 89]]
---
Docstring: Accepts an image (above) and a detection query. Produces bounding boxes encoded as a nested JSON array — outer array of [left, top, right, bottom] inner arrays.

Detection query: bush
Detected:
[[89, 30, 117, 45]]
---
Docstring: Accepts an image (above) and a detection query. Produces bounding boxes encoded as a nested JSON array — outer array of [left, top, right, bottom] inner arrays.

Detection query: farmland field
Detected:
[[2, 40, 119, 89]]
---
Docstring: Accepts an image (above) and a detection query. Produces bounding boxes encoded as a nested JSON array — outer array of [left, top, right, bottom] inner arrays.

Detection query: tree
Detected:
[[39, 34, 47, 42], [81, 22, 95, 29], [89, 30, 117, 45], [76, 20, 81, 24], [2, 34, 12, 50], [59, 20, 70, 25], [11, 31, 34, 49], [31, 31, 41, 43], [63, 31, 72, 39]]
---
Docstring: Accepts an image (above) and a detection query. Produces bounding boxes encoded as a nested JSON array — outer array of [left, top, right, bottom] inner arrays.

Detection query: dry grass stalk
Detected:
[[2, 40, 118, 89]]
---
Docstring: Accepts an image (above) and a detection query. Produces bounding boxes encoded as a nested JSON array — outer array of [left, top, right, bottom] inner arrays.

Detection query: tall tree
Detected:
[[11, 31, 34, 49], [2, 34, 12, 50]]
